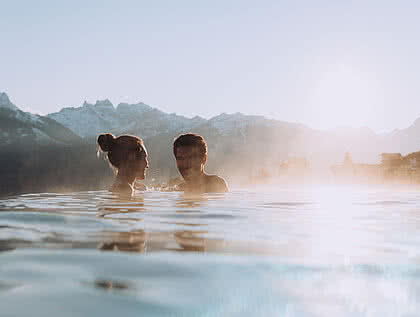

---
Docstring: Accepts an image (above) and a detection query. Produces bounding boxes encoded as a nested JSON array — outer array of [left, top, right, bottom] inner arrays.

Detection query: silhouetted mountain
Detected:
[[0, 93, 83, 146], [0, 93, 110, 196], [0, 92, 19, 111]]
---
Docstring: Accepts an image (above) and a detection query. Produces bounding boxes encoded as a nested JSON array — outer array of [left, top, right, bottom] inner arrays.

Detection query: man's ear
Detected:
[[202, 153, 207, 165]]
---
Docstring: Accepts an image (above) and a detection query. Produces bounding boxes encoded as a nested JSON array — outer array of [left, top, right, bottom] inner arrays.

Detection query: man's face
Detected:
[[175, 146, 205, 180]]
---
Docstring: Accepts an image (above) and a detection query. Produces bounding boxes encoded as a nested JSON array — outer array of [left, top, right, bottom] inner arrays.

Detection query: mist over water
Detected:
[[1, 186, 420, 316], [3, 0, 420, 314]]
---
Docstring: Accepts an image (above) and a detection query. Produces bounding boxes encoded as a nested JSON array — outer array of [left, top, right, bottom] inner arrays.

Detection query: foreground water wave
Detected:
[[1, 186, 420, 316]]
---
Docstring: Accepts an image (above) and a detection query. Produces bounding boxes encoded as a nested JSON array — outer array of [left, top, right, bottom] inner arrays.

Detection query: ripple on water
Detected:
[[1, 249, 420, 316], [1, 188, 420, 315]]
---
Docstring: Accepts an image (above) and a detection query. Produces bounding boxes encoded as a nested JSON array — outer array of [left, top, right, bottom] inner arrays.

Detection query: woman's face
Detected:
[[134, 145, 148, 180]]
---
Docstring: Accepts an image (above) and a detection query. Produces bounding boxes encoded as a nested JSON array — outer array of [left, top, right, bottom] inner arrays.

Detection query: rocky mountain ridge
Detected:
[[2, 92, 420, 165], [0, 93, 83, 146]]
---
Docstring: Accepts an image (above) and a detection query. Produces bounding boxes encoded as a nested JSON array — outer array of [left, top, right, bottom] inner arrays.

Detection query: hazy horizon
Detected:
[[2, 1, 420, 133]]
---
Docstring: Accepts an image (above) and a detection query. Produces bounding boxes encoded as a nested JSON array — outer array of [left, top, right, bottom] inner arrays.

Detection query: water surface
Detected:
[[1, 186, 420, 316]]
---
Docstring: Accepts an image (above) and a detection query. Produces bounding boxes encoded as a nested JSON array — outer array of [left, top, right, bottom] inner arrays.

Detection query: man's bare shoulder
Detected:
[[205, 175, 229, 193]]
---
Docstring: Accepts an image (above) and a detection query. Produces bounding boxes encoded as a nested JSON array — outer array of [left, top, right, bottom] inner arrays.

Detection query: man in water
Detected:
[[173, 133, 228, 193]]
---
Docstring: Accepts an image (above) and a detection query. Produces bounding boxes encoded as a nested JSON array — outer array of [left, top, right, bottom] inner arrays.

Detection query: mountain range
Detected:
[[1, 91, 420, 195], [0, 92, 82, 146], [2, 92, 420, 162]]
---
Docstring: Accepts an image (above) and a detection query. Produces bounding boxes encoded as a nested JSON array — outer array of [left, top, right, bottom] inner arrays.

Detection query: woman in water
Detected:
[[97, 133, 148, 194]]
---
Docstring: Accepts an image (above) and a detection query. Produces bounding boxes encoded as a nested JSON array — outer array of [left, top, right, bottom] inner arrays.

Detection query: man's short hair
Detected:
[[173, 133, 207, 159]]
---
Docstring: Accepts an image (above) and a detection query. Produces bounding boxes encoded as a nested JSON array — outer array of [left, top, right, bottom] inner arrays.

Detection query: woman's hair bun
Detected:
[[97, 133, 115, 152]]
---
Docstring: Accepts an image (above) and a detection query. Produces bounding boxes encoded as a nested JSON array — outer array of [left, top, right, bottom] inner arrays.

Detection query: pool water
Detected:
[[1, 186, 420, 316]]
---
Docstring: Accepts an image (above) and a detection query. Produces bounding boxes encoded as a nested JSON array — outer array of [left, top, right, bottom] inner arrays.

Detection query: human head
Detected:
[[97, 133, 148, 180], [173, 133, 207, 180]]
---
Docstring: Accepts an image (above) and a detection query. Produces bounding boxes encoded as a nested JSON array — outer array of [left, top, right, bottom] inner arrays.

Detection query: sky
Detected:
[[1, 0, 420, 132]]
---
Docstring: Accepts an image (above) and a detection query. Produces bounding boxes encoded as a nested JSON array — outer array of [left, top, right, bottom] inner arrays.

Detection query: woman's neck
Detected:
[[111, 170, 136, 193]]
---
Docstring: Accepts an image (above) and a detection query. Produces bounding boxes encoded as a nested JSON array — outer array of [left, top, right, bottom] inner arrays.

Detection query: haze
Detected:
[[1, 0, 420, 132]]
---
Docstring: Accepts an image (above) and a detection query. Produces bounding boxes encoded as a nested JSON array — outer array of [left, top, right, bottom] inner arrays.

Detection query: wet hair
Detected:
[[97, 133, 145, 168], [173, 133, 207, 159]]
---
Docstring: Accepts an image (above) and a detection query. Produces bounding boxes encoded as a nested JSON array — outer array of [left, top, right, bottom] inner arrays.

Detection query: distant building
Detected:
[[405, 151, 420, 169], [378, 151, 420, 183], [380, 153, 403, 169], [331, 152, 382, 183]]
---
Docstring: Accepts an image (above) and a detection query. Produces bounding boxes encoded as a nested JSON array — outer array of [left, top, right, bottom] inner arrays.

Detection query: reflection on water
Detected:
[[98, 230, 147, 252], [2, 187, 420, 260], [2, 186, 420, 315]]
